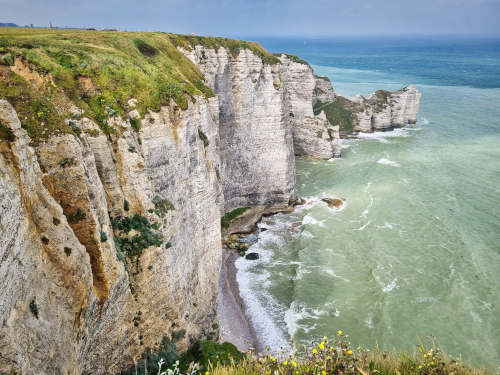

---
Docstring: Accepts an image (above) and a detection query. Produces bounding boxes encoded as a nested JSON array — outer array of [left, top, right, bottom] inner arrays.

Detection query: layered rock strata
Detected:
[[315, 85, 421, 134]]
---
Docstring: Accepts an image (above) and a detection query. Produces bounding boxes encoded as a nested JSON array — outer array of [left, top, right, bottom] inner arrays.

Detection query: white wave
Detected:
[[382, 278, 398, 293], [235, 256, 289, 353], [377, 158, 401, 167], [358, 127, 412, 143], [355, 221, 371, 231], [324, 268, 351, 282], [421, 117, 430, 125], [376, 222, 394, 230], [365, 314, 374, 329]]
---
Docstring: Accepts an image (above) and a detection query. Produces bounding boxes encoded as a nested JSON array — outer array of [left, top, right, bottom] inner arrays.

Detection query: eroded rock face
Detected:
[[278, 55, 342, 159], [180, 47, 343, 208], [0, 98, 223, 373], [313, 75, 336, 106], [318, 85, 422, 134], [181, 46, 299, 211]]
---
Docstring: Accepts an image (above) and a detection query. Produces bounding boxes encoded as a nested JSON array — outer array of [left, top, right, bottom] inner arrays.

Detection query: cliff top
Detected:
[[0, 28, 304, 141], [168, 34, 281, 65], [0, 28, 223, 140]]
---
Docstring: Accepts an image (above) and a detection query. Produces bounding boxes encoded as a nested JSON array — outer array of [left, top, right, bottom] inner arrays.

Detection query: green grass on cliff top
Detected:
[[0, 28, 279, 141]]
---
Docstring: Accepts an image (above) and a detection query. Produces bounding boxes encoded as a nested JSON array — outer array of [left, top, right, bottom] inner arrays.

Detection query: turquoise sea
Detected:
[[235, 37, 500, 369]]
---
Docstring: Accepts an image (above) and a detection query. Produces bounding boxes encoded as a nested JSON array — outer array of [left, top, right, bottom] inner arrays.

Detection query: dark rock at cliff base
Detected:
[[245, 252, 259, 260], [321, 197, 343, 209]]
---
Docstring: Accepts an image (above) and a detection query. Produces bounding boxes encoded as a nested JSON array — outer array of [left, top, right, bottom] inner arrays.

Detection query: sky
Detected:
[[1, 0, 500, 37]]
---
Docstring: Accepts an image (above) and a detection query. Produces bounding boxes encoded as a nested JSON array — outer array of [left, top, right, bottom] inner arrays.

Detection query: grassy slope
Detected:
[[206, 334, 494, 375], [0, 28, 278, 141], [314, 97, 355, 132]]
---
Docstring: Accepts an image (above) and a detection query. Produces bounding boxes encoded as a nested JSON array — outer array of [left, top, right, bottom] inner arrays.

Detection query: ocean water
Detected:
[[234, 37, 500, 369]]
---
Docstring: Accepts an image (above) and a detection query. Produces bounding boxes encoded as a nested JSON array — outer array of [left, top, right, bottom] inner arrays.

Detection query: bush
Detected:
[[121, 331, 186, 375], [29, 299, 39, 319], [67, 208, 86, 224], [100, 231, 108, 243], [130, 117, 141, 131], [111, 213, 164, 259], [198, 129, 209, 147], [221, 207, 251, 229], [152, 196, 175, 218]]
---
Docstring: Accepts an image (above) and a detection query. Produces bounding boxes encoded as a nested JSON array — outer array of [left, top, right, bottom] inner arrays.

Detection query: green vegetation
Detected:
[[0, 28, 287, 142], [274, 53, 310, 66], [111, 213, 164, 259], [221, 207, 251, 229], [198, 128, 209, 147], [370, 90, 391, 112], [100, 230, 108, 243], [206, 333, 493, 375], [314, 98, 354, 132], [29, 299, 38, 318], [152, 195, 175, 218], [130, 117, 141, 132], [59, 157, 71, 167], [316, 130, 323, 138], [0, 27, 216, 140], [67, 207, 86, 223], [123, 199, 130, 212], [169, 34, 280, 65], [121, 330, 243, 375]]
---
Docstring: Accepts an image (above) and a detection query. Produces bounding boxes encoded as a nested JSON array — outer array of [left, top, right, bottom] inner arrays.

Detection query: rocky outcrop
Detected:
[[313, 75, 336, 106], [180, 48, 342, 189], [278, 55, 341, 159], [316, 85, 421, 134]]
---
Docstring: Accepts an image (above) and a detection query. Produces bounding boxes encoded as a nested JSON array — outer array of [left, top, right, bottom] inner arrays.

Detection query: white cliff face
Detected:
[[181, 47, 298, 211], [0, 98, 223, 373], [181, 47, 342, 189], [313, 75, 336, 106], [389, 85, 421, 125], [278, 55, 341, 159], [321, 86, 422, 133]]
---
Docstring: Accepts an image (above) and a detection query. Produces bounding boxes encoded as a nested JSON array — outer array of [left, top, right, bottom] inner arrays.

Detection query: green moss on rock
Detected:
[[314, 98, 354, 132]]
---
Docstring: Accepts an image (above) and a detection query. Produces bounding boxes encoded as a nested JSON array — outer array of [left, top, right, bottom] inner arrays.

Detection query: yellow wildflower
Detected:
[[312, 348, 318, 354], [431, 362, 435, 366], [318, 342, 325, 350], [423, 354, 427, 358], [292, 361, 297, 367], [347, 350, 353, 355], [283, 361, 288, 366], [323, 336, 327, 341], [322, 371, 326, 375], [337, 330, 343, 335], [329, 346, 334, 351], [418, 365, 422, 369], [295, 372, 299, 375], [270, 356, 276, 362]]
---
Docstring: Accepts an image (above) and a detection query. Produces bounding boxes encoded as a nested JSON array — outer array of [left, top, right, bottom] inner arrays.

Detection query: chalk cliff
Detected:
[[0, 31, 420, 374], [314, 85, 421, 134]]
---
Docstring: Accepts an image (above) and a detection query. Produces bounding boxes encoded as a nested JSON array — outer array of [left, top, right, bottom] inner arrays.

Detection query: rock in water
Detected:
[[321, 197, 344, 209], [245, 253, 260, 260]]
